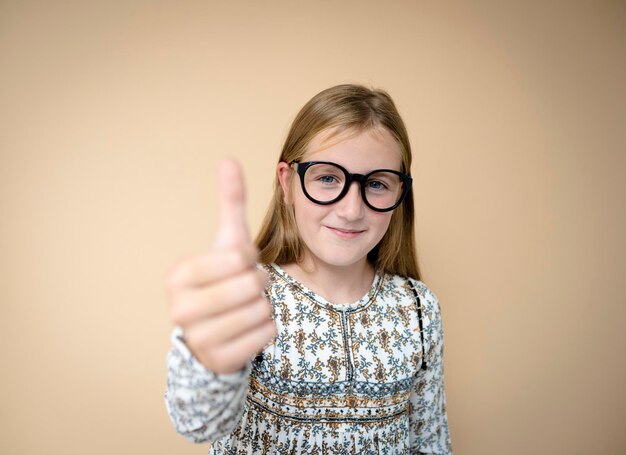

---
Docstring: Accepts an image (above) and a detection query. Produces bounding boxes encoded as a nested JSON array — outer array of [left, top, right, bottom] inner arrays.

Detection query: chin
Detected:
[[315, 251, 370, 269]]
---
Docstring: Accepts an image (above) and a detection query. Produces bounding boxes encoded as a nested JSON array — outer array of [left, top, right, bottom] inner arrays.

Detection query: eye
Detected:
[[366, 179, 389, 191], [318, 175, 339, 185], [305, 163, 344, 185]]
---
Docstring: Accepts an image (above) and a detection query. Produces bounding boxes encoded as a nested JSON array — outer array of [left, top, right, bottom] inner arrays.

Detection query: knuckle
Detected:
[[187, 261, 207, 283], [244, 244, 261, 263], [257, 269, 269, 287], [229, 249, 250, 272], [245, 332, 268, 354], [241, 270, 261, 294], [186, 326, 216, 350], [210, 347, 236, 369], [200, 349, 219, 368], [169, 303, 189, 326], [166, 261, 190, 291], [262, 318, 276, 333], [194, 333, 214, 350], [255, 299, 272, 320]]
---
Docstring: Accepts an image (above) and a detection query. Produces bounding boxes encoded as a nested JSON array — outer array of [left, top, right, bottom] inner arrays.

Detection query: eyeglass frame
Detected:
[[289, 160, 413, 213]]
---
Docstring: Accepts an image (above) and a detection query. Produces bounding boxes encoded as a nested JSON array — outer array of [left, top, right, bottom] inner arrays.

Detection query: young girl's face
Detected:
[[278, 127, 403, 270]]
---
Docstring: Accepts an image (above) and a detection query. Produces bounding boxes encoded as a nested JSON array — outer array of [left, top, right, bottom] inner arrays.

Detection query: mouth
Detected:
[[326, 226, 366, 239]]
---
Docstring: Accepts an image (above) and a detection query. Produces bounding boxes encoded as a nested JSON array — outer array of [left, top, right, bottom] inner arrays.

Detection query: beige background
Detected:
[[1, 1, 625, 454]]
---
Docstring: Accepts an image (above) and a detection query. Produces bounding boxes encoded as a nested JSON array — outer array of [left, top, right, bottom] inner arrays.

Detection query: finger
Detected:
[[194, 320, 277, 374], [170, 269, 269, 327], [184, 296, 273, 348], [166, 244, 259, 291], [213, 158, 250, 250]]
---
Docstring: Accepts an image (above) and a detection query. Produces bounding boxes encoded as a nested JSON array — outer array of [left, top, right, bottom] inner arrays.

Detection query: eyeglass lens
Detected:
[[302, 162, 404, 210]]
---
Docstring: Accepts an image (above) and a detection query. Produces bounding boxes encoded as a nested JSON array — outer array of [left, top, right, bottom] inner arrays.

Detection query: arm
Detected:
[[409, 283, 452, 454], [163, 160, 275, 442], [164, 327, 251, 443]]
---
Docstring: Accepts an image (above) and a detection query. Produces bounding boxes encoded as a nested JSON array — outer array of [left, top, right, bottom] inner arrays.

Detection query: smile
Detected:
[[326, 226, 366, 239]]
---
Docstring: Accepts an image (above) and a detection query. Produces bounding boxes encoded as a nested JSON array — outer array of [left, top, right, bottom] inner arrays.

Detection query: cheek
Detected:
[[372, 212, 394, 232], [292, 194, 325, 228], [368, 213, 394, 246]]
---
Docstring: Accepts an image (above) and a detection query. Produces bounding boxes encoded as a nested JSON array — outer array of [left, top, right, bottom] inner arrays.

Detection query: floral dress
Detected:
[[165, 263, 452, 454]]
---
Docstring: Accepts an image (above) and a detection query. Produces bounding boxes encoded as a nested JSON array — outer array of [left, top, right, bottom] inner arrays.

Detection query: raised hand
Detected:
[[166, 159, 276, 374]]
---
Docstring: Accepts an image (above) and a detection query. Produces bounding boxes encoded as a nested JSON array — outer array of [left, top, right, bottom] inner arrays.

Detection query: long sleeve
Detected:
[[409, 283, 452, 454], [164, 327, 251, 443]]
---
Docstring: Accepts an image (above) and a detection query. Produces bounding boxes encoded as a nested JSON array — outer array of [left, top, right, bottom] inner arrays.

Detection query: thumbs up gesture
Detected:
[[166, 159, 276, 374]]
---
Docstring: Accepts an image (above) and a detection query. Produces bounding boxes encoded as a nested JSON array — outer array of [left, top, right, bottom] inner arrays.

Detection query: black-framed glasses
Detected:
[[290, 161, 412, 212]]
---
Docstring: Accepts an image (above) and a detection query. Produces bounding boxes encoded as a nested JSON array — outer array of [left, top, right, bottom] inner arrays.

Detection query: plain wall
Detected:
[[1, 1, 625, 454]]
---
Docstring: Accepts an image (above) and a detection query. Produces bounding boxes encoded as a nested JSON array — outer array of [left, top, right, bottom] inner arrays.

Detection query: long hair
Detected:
[[255, 84, 420, 279]]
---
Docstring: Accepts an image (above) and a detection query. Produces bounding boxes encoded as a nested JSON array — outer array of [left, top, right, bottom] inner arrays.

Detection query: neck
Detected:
[[282, 256, 376, 305]]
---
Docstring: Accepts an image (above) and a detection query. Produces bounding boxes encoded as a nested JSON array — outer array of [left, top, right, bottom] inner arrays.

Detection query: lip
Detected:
[[326, 226, 366, 240]]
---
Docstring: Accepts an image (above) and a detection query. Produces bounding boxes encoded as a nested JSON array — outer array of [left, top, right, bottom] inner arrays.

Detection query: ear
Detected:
[[277, 161, 294, 204]]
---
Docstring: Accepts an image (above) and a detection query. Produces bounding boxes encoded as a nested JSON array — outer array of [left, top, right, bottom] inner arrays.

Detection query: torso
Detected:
[[211, 263, 428, 453]]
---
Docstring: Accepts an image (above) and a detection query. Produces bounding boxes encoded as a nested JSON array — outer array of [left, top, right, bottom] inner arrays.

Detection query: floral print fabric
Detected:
[[165, 263, 452, 454]]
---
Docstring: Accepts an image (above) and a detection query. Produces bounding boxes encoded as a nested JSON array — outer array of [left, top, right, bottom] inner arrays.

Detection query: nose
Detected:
[[335, 182, 365, 220]]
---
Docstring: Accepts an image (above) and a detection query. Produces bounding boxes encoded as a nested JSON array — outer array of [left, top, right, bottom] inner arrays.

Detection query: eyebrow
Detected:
[[296, 160, 405, 174]]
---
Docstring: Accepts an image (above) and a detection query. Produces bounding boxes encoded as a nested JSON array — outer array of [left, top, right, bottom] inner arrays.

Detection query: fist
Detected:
[[166, 159, 276, 374]]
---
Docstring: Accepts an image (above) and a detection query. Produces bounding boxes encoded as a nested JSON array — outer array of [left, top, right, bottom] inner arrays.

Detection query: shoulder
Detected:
[[383, 274, 444, 324], [382, 274, 440, 306], [408, 279, 441, 313]]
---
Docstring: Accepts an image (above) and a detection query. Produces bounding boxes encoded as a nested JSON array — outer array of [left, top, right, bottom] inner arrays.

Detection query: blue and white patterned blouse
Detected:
[[165, 263, 452, 454]]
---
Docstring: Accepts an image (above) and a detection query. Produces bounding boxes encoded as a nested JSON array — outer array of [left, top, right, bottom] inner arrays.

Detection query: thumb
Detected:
[[213, 158, 251, 250]]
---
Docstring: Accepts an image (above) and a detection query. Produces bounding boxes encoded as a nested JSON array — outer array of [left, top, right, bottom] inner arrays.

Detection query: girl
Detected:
[[165, 84, 452, 454]]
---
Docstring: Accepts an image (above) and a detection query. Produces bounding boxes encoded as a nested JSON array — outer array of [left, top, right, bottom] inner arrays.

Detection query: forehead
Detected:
[[303, 127, 403, 172]]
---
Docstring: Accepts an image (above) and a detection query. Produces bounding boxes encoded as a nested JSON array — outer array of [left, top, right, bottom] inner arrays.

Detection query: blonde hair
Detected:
[[255, 84, 420, 279]]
